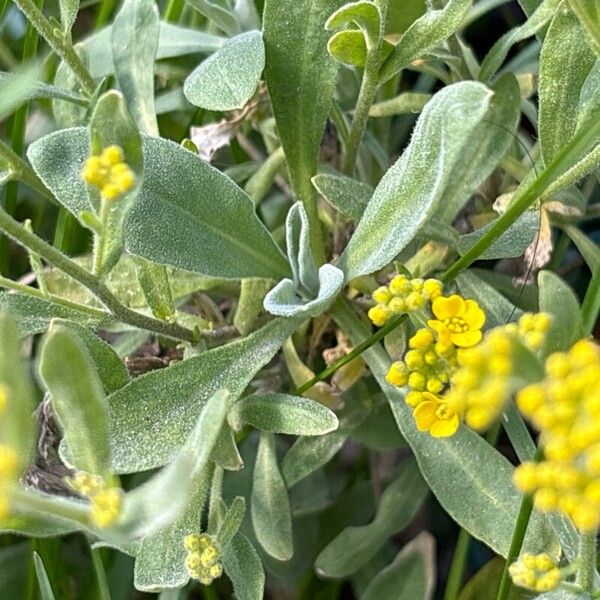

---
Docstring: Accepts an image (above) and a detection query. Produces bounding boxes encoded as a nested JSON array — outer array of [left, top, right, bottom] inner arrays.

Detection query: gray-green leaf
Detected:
[[112, 0, 160, 136], [183, 30, 264, 111], [339, 81, 493, 279], [39, 322, 112, 477], [229, 393, 339, 435], [315, 460, 427, 577], [312, 173, 373, 219], [108, 316, 303, 473], [251, 432, 293, 561]]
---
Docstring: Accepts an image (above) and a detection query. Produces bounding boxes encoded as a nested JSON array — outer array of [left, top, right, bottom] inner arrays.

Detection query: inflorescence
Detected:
[[184, 533, 224, 585], [69, 472, 122, 528], [81, 145, 135, 201]]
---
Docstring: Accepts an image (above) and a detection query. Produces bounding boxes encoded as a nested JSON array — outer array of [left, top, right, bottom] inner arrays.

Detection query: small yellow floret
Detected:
[[372, 286, 391, 304], [0, 496, 10, 521], [90, 488, 122, 528], [368, 304, 392, 327], [386, 362, 409, 387]]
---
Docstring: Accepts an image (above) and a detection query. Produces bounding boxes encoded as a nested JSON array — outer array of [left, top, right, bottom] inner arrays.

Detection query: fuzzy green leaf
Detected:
[[286, 202, 319, 295], [315, 460, 427, 577], [108, 316, 303, 473], [0, 315, 36, 471], [568, 0, 600, 55], [361, 533, 435, 600], [0, 292, 112, 336], [263, 0, 344, 239], [539, 4, 595, 166], [282, 432, 347, 487], [85, 22, 225, 79], [229, 393, 339, 435], [216, 496, 246, 547], [184, 0, 240, 36], [263, 263, 345, 317], [339, 81, 492, 279], [59, 0, 79, 33], [184, 30, 264, 111], [39, 322, 112, 477], [312, 173, 372, 219], [379, 0, 472, 83], [251, 432, 293, 561], [327, 29, 368, 67], [53, 45, 89, 127], [112, 0, 160, 136], [478, 0, 556, 82], [51, 320, 129, 394], [28, 128, 290, 280], [222, 532, 265, 600], [435, 73, 521, 223], [326, 1, 381, 48]]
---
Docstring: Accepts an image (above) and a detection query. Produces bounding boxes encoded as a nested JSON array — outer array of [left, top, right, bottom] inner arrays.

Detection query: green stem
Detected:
[[12, 487, 91, 526], [577, 530, 597, 592], [0, 274, 111, 321], [164, 0, 184, 22], [94, 0, 118, 30], [442, 113, 600, 282], [11, 0, 96, 95], [90, 547, 111, 600], [341, 0, 389, 176], [92, 199, 110, 276], [0, 208, 196, 342], [0, 140, 55, 202], [295, 312, 406, 394], [495, 446, 543, 600], [443, 527, 471, 600], [581, 265, 600, 336]]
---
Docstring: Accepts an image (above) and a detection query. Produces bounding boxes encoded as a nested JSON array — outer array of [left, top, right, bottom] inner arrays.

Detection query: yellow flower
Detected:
[[368, 304, 392, 327], [184, 533, 223, 585], [90, 487, 122, 528], [428, 295, 485, 348], [509, 553, 561, 592], [81, 145, 135, 201], [413, 391, 460, 438]]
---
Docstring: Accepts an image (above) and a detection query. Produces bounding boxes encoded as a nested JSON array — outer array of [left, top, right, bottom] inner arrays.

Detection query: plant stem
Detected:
[[0, 208, 197, 342], [164, 0, 184, 22], [495, 446, 543, 600], [577, 530, 597, 592], [94, 0, 118, 29], [90, 546, 111, 600], [442, 112, 600, 282], [443, 527, 471, 600], [0, 274, 111, 320], [11, 0, 96, 95], [295, 312, 406, 394], [341, 0, 389, 176]]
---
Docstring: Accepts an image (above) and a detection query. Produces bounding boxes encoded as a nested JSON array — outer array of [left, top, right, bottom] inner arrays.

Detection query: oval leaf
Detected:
[[339, 81, 493, 279], [251, 432, 293, 561], [229, 393, 339, 435], [184, 30, 265, 111]]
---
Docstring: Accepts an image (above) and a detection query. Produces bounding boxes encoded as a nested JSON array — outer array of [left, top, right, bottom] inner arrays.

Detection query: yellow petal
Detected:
[[451, 330, 483, 348], [413, 401, 437, 431], [462, 299, 486, 329], [427, 319, 444, 333], [430, 414, 459, 437], [432, 295, 464, 320]]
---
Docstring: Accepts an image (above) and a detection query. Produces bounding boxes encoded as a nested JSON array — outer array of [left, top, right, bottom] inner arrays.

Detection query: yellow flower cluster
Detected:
[[184, 533, 224, 585], [439, 312, 551, 433], [387, 328, 458, 406], [0, 384, 20, 521], [508, 553, 561, 592], [81, 145, 135, 201], [383, 291, 487, 438], [368, 275, 443, 327], [514, 339, 600, 531], [69, 472, 122, 528]]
